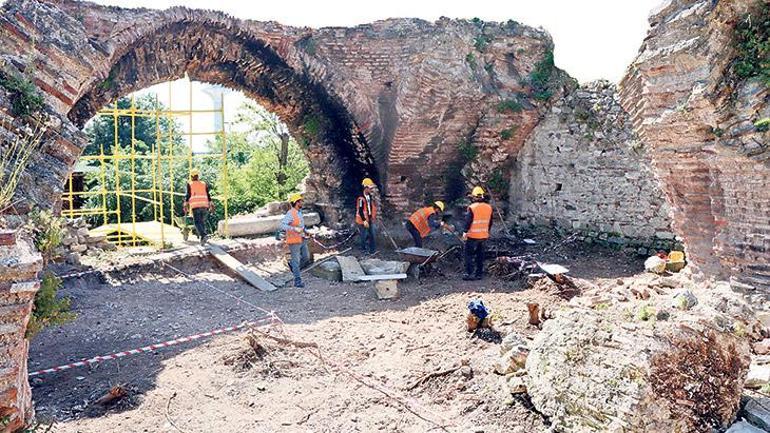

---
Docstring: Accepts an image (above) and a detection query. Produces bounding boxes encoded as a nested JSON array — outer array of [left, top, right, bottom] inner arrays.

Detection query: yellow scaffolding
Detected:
[[61, 80, 230, 249]]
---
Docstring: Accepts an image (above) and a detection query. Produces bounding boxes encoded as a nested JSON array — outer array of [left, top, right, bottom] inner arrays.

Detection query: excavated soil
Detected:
[[29, 236, 642, 432]]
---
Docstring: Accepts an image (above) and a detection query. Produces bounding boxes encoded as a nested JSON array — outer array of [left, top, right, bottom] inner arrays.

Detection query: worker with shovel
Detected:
[[183, 168, 214, 246], [405, 201, 448, 248], [462, 186, 493, 281], [281, 193, 310, 288], [356, 178, 378, 254]]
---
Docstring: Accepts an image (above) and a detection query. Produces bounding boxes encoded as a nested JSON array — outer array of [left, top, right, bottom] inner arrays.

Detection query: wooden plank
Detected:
[[208, 244, 277, 292], [336, 256, 366, 282], [357, 273, 408, 281]]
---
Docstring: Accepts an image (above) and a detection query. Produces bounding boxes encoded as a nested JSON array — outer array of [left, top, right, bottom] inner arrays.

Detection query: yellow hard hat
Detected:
[[288, 192, 303, 203], [190, 168, 200, 177], [434, 201, 445, 212], [471, 186, 485, 197], [362, 178, 375, 187]]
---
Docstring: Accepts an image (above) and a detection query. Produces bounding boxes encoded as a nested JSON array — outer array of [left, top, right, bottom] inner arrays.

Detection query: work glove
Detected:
[[363, 221, 370, 228], [462, 233, 468, 241], [293, 226, 304, 233]]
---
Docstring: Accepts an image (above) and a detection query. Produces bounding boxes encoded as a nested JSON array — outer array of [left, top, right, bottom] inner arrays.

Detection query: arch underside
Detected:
[[68, 21, 378, 220]]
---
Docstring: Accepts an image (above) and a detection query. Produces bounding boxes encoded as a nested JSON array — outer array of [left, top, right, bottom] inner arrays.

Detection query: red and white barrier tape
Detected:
[[29, 316, 274, 378]]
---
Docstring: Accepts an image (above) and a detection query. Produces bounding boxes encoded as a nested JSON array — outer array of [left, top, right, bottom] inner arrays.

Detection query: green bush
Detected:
[[488, 168, 509, 196], [500, 126, 517, 140], [465, 53, 477, 70], [474, 35, 491, 52], [755, 117, 770, 131], [26, 273, 75, 339], [0, 71, 44, 117], [27, 210, 63, 265], [302, 115, 321, 138], [497, 99, 523, 113], [734, 2, 770, 84], [458, 140, 479, 162], [530, 49, 556, 101]]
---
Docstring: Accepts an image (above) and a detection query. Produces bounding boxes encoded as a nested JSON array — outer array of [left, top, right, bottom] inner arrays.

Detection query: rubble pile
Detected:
[[55, 218, 115, 265], [521, 273, 762, 432]]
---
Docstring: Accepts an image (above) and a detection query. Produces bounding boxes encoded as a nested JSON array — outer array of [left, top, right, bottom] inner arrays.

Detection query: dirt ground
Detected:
[[30, 234, 643, 433]]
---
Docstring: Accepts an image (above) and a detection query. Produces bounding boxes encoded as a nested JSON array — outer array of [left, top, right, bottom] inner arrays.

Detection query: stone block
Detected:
[[742, 395, 770, 431], [374, 280, 399, 300], [310, 260, 342, 282]]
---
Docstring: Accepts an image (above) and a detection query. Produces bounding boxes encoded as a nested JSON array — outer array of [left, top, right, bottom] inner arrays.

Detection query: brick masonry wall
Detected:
[[619, 0, 770, 289], [509, 81, 677, 253], [0, 238, 41, 432]]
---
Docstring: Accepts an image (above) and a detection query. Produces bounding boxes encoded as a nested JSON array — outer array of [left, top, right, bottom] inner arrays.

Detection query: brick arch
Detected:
[[66, 19, 377, 220]]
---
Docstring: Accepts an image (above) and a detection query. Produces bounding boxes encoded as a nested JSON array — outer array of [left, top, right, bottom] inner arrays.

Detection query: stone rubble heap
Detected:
[[56, 218, 115, 266], [493, 272, 764, 433]]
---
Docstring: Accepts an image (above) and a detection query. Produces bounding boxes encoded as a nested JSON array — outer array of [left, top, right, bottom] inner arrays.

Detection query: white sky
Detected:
[[92, 0, 661, 84]]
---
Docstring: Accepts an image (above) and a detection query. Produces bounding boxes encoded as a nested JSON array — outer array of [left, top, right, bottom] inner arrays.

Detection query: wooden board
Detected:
[[208, 244, 277, 292], [357, 273, 408, 281], [336, 256, 366, 282]]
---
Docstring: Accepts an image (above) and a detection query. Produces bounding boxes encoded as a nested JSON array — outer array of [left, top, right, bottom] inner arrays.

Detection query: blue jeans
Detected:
[[358, 224, 376, 254], [288, 241, 310, 285]]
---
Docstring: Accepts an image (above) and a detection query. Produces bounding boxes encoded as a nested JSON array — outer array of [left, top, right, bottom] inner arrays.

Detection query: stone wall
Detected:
[[618, 0, 770, 289], [0, 0, 572, 219], [509, 81, 676, 252], [0, 237, 41, 432]]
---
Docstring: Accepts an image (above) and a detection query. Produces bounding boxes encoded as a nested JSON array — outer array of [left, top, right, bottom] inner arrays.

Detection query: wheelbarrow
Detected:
[[397, 247, 440, 281], [173, 215, 197, 241]]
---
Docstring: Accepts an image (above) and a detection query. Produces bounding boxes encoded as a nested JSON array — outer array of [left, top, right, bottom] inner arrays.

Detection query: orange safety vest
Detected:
[[355, 195, 377, 225], [408, 206, 436, 238], [188, 180, 209, 209], [285, 208, 304, 245], [467, 202, 492, 240]]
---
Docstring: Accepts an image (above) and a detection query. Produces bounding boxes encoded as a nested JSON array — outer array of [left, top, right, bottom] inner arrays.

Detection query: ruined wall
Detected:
[[0, 0, 570, 220], [509, 81, 676, 252], [619, 0, 770, 289], [0, 238, 41, 432]]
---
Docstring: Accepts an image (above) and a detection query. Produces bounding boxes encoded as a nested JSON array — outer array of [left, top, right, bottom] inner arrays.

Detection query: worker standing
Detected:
[[281, 193, 310, 288], [183, 168, 214, 246], [462, 187, 493, 281], [405, 201, 447, 248], [356, 178, 378, 254]]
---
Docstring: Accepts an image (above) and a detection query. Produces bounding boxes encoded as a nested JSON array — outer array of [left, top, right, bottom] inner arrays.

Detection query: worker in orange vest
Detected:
[[183, 168, 214, 246], [405, 201, 447, 248], [280, 193, 310, 288], [462, 186, 493, 281], [356, 178, 378, 254]]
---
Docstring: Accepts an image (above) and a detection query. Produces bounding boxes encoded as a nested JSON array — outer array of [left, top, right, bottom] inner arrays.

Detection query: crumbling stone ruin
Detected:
[[0, 0, 768, 430]]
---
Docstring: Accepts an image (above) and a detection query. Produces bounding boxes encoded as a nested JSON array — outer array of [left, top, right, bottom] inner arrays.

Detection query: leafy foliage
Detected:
[[474, 35, 492, 52], [458, 140, 479, 162], [0, 122, 44, 210], [497, 99, 523, 113], [26, 272, 75, 339], [530, 49, 556, 101], [500, 126, 518, 140], [465, 53, 477, 70], [27, 209, 63, 265], [755, 117, 770, 131], [487, 168, 509, 196], [0, 70, 44, 117], [733, 2, 770, 84]]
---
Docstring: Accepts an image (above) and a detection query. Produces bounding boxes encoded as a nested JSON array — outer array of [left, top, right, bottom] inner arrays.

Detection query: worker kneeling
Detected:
[[405, 201, 446, 248], [462, 187, 493, 281], [281, 193, 310, 288]]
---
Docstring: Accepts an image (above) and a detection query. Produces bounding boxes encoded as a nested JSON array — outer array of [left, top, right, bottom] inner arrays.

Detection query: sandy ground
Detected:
[[30, 235, 642, 433]]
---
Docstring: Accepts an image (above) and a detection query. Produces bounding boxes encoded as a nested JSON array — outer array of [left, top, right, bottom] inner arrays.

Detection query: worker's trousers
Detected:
[[405, 220, 423, 248], [288, 241, 310, 286], [192, 207, 208, 244], [358, 224, 376, 254], [464, 239, 486, 278]]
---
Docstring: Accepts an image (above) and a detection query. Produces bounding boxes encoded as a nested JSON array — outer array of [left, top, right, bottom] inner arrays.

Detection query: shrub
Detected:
[[302, 115, 321, 138], [26, 209, 63, 265], [530, 49, 556, 101], [465, 53, 477, 70], [500, 126, 517, 140], [488, 168, 509, 196], [0, 71, 44, 117], [755, 117, 770, 131], [26, 272, 75, 339], [0, 124, 45, 210], [497, 99, 523, 113], [474, 35, 491, 52], [458, 140, 478, 162], [733, 2, 770, 84]]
